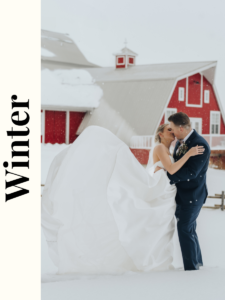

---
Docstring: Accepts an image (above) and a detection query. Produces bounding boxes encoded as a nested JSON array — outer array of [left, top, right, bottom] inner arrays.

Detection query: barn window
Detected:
[[190, 118, 202, 134], [178, 87, 184, 101], [204, 90, 210, 103], [165, 108, 177, 122], [210, 111, 220, 134], [117, 56, 124, 64], [129, 57, 134, 64]]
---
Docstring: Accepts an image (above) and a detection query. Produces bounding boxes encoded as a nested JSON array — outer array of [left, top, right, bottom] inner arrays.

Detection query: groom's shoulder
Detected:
[[192, 133, 210, 151]]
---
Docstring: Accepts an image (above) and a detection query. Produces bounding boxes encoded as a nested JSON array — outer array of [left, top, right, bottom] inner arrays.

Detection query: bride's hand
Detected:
[[154, 166, 163, 173], [189, 145, 205, 157]]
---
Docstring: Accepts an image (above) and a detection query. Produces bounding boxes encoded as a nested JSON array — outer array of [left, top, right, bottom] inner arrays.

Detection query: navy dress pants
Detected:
[[175, 203, 203, 271]]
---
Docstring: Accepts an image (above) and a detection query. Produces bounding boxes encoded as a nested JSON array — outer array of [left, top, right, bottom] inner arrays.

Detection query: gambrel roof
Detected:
[[77, 61, 225, 145], [41, 29, 99, 67]]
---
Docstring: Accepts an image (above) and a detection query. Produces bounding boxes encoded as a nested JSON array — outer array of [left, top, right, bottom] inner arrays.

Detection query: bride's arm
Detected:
[[155, 144, 204, 175]]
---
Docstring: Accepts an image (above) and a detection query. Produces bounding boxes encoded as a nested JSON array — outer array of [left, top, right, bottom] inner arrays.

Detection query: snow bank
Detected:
[[41, 69, 103, 108], [41, 208, 225, 300]]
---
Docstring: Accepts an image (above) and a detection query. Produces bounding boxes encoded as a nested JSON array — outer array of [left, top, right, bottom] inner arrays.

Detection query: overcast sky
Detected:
[[42, 0, 225, 111]]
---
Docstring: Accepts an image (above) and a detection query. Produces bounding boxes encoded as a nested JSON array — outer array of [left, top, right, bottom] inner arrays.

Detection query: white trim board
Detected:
[[42, 109, 45, 144], [212, 84, 225, 125], [66, 111, 70, 144], [41, 105, 91, 112]]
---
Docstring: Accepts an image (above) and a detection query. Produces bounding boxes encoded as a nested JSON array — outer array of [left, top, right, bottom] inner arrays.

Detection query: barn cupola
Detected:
[[113, 39, 138, 69]]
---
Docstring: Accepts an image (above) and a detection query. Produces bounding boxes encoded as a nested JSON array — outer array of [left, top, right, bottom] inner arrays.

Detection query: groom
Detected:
[[166, 112, 210, 271]]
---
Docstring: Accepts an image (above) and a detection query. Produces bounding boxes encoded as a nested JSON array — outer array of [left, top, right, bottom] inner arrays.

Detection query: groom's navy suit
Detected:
[[167, 129, 210, 271]]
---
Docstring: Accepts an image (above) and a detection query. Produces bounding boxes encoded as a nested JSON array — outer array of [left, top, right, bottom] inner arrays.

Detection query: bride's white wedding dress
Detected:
[[42, 126, 177, 274]]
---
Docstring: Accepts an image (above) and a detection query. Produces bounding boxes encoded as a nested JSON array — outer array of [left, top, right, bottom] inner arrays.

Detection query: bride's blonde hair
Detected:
[[154, 123, 169, 143]]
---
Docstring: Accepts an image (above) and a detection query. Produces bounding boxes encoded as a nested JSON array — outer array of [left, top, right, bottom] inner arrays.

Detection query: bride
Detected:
[[42, 124, 204, 274]]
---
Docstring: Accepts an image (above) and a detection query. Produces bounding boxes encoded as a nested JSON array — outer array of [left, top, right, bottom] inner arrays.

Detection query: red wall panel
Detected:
[[55, 111, 66, 144], [69, 112, 85, 144], [45, 110, 66, 144], [160, 115, 165, 125], [45, 111, 55, 144], [187, 74, 201, 105]]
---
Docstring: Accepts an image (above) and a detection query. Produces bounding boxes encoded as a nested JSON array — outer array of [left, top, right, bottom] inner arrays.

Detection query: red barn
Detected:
[[41, 30, 225, 167]]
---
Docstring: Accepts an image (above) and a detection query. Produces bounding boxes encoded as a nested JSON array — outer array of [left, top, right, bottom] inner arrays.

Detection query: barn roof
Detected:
[[41, 69, 103, 111], [85, 61, 217, 82], [77, 61, 221, 145], [41, 29, 99, 67]]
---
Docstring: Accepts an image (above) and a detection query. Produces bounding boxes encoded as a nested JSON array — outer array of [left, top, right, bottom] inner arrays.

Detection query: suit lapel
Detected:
[[174, 129, 197, 160], [173, 140, 180, 159]]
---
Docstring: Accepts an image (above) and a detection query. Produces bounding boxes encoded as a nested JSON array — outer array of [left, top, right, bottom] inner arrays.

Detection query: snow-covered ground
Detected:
[[41, 143, 225, 300]]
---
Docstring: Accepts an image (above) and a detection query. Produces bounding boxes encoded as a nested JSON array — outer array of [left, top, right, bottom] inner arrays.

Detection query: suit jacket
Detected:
[[167, 129, 211, 205]]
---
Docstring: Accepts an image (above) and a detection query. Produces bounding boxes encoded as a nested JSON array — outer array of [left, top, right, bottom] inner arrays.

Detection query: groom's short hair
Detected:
[[168, 112, 191, 128]]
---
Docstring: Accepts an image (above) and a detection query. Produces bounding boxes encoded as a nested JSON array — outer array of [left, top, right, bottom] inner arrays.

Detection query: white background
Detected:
[[0, 1, 40, 299]]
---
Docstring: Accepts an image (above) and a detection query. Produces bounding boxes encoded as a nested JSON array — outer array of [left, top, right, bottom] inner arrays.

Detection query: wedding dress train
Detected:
[[42, 126, 177, 274]]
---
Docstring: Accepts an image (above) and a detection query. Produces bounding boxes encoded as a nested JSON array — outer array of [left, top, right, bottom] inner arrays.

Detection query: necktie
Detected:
[[176, 140, 184, 154]]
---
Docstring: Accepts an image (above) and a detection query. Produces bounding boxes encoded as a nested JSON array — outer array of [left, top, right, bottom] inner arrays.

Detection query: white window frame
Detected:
[[204, 90, 210, 103], [178, 87, 184, 101], [190, 117, 202, 134], [165, 108, 177, 123], [117, 56, 125, 65], [41, 110, 45, 143], [186, 74, 203, 108], [210, 111, 220, 134]]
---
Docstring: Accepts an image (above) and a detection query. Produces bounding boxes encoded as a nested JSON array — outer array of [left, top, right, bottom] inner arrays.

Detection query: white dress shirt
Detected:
[[176, 129, 194, 154], [181, 129, 194, 143]]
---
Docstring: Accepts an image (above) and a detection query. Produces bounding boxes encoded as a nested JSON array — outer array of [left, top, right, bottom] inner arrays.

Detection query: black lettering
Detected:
[[7, 127, 30, 138], [5, 169, 29, 201], [11, 140, 29, 159], [11, 111, 30, 126], [11, 95, 29, 109]]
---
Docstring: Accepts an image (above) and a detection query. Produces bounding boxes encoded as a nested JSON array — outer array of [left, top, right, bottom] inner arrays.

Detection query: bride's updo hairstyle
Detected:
[[154, 123, 169, 143]]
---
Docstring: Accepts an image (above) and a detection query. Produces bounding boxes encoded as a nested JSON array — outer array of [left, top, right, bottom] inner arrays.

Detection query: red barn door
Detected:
[[69, 111, 85, 143], [45, 110, 66, 144]]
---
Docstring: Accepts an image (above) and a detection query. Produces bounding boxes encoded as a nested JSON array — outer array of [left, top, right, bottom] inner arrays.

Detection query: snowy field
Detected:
[[41, 143, 225, 300]]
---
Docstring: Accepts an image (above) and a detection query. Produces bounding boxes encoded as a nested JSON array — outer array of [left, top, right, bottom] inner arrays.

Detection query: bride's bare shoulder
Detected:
[[154, 144, 166, 153]]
